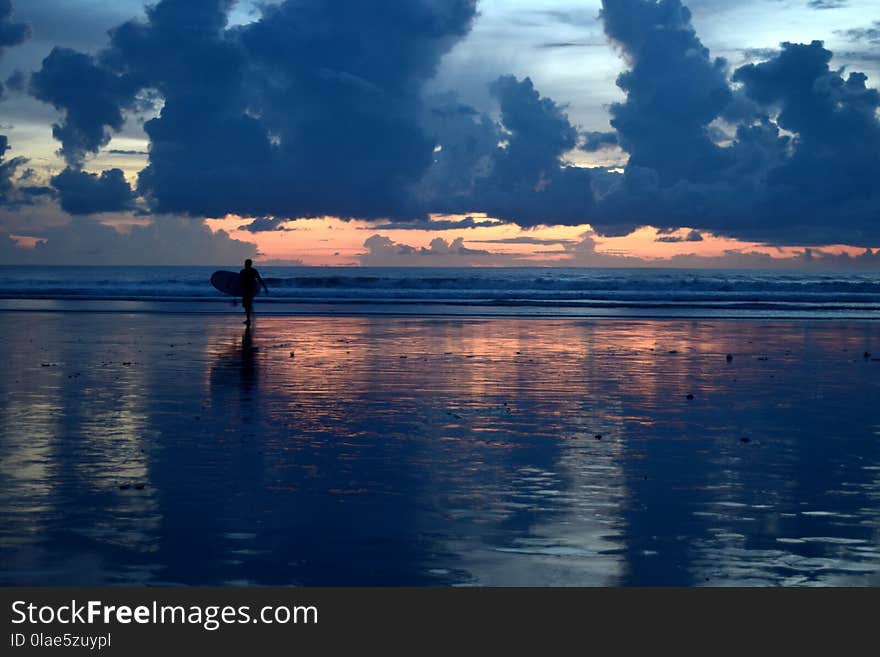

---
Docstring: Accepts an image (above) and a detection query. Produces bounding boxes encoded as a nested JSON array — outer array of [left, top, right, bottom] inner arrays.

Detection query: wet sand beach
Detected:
[[1, 312, 879, 586]]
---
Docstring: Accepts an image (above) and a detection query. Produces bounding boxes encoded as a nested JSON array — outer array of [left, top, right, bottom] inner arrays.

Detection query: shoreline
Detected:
[[1, 298, 879, 320]]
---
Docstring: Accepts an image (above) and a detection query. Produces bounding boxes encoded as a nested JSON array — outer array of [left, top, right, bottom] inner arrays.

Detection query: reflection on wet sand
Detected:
[[0, 313, 878, 585]]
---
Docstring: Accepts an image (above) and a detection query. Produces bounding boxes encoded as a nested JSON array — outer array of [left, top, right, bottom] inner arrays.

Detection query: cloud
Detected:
[[600, 0, 732, 186], [806, 0, 847, 9], [370, 216, 501, 231], [0, 0, 29, 54], [534, 41, 606, 50], [585, 1, 880, 245], [359, 233, 507, 266], [656, 229, 703, 242], [731, 41, 880, 243], [4, 69, 25, 93], [15, 0, 880, 250], [239, 216, 295, 232], [0, 134, 30, 206], [50, 167, 136, 215], [837, 21, 880, 46], [27, 0, 478, 222], [529, 9, 600, 28], [427, 75, 599, 227], [1, 214, 257, 265], [582, 131, 619, 152], [29, 46, 140, 165], [469, 235, 578, 245], [0, 1, 29, 191], [0, 135, 39, 210], [355, 228, 880, 269]]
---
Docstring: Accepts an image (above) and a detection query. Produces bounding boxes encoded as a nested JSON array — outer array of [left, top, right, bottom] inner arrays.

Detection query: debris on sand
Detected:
[[118, 483, 131, 490], [686, 394, 694, 400], [594, 434, 603, 440], [289, 351, 295, 358], [726, 353, 733, 362], [864, 351, 872, 359], [740, 437, 751, 443]]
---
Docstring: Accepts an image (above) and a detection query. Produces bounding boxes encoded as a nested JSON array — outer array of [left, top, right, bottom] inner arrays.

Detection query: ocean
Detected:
[[1, 265, 880, 318]]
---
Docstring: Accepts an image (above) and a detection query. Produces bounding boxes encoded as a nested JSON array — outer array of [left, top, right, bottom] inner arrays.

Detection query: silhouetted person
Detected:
[[240, 259, 268, 326]]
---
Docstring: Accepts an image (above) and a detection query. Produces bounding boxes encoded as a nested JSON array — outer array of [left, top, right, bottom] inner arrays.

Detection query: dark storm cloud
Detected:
[[29, 47, 140, 165], [0, 0, 29, 54], [0, 0, 29, 204], [4, 68, 24, 92], [16, 0, 880, 247], [27, 0, 478, 221], [0, 134, 25, 202], [731, 41, 880, 243], [586, 0, 880, 245], [488, 75, 578, 184], [424, 75, 598, 227], [600, 0, 732, 185], [50, 167, 136, 215], [582, 131, 619, 151]]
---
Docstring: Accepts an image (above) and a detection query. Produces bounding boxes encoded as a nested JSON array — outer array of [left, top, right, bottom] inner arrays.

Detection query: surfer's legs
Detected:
[[243, 295, 254, 325]]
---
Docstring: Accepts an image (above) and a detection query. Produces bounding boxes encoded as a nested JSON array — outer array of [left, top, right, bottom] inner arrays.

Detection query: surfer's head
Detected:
[[244, 259, 253, 269]]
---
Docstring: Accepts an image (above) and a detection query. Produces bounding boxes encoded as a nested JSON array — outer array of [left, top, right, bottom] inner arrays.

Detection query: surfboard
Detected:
[[211, 270, 258, 297]]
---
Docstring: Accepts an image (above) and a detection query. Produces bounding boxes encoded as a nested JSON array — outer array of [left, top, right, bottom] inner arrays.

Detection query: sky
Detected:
[[0, 0, 879, 267]]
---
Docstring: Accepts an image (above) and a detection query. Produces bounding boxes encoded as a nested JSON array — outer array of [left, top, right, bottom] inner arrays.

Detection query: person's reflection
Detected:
[[240, 326, 257, 394], [207, 326, 261, 413], [154, 326, 266, 584]]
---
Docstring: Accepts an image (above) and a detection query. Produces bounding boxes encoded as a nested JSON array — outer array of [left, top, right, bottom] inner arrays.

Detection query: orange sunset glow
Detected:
[[204, 215, 871, 266]]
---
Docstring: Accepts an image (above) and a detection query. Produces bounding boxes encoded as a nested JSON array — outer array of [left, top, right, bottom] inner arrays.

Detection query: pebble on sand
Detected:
[[686, 393, 694, 400], [594, 434, 603, 440], [726, 353, 733, 362], [740, 437, 751, 443]]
